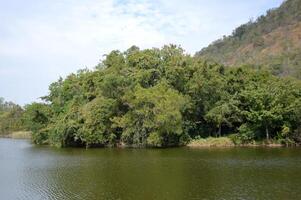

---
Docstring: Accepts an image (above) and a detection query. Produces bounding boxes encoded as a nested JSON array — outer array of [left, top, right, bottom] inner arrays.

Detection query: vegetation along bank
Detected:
[[1, 45, 301, 148]]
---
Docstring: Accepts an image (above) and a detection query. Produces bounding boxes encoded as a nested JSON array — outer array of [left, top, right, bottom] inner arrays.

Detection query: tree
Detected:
[[22, 45, 301, 147], [238, 79, 285, 140], [205, 98, 241, 137], [79, 97, 118, 147], [0, 98, 24, 135], [113, 81, 188, 147], [23, 103, 51, 144]]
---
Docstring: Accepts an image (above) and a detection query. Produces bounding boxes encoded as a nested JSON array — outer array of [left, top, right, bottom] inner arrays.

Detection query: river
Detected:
[[1, 138, 301, 200]]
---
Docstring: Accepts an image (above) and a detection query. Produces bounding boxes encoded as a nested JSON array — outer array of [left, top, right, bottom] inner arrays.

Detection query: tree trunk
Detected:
[[218, 124, 222, 137], [265, 126, 270, 141]]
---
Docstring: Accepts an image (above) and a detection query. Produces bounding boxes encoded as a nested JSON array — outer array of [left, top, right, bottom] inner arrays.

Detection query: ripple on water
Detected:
[[2, 139, 301, 200]]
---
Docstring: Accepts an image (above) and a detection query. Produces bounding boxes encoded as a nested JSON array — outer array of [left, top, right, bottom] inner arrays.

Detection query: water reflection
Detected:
[[1, 139, 301, 200]]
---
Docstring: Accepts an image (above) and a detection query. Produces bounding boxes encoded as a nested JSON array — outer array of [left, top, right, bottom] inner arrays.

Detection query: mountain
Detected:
[[196, 0, 301, 79]]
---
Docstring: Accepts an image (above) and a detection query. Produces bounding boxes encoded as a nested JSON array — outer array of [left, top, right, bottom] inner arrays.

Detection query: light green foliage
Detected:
[[237, 76, 301, 141], [21, 44, 301, 147], [80, 97, 118, 147], [237, 124, 256, 143], [0, 98, 24, 135], [205, 98, 240, 137], [239, 81, 282, 140], [113, 82, 187, 147]]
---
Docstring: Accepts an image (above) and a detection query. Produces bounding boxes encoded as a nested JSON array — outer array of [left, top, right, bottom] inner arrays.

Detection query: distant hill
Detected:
[[196, 0, 301, 79]]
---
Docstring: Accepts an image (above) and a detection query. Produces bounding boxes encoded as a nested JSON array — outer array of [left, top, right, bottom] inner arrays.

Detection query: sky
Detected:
[[0, 0, 284, 105]]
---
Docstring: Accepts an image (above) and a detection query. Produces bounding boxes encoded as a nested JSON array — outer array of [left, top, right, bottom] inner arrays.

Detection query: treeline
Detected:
[[22, 45, 301, 147], [0, 98, 24, 135], [196, 0, 301, 79]]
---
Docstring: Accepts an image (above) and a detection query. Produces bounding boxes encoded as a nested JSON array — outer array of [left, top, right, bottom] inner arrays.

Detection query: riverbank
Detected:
[[0, 131, 31, 139], [187, 137, 291, 148], [187, 137, 235, 147], [0, 134, 295, 148]]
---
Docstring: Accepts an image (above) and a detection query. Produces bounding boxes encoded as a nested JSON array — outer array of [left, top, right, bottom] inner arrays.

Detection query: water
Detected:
[[1, 139, 301, 200]]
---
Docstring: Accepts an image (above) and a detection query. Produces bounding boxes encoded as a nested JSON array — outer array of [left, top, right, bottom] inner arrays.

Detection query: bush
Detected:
[[228, 134, 243, 145], [32, 129, 49, 145], [238, 124, 256, 143], [147, 132, 163, 147]]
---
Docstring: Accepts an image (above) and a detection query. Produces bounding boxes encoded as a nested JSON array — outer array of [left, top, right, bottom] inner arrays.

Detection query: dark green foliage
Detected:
[[22, 103, 52, 144], [24, 45, 301, 147]]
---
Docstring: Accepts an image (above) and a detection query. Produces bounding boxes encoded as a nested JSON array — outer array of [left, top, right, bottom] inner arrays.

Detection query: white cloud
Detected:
[[0, 0, 284, 104]]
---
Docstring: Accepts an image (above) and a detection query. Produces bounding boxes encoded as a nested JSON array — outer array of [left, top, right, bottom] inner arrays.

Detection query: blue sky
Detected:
[[0, 0, 284, 105]]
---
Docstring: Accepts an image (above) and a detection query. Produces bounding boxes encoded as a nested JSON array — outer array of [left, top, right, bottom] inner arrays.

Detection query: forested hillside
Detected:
[[22, 45, 301, 148], [196, 0, 301, 79]]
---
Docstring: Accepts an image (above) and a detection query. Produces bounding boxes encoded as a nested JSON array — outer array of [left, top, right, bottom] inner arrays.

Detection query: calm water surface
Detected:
[[1, 139, 301, 200]]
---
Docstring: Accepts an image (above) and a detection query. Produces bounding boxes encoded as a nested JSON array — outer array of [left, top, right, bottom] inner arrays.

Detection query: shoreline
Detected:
[[1, 135, 299, 148], [0, 131, 32, 139], [186, 143, 286, 148], [186, 137, 298, 148]]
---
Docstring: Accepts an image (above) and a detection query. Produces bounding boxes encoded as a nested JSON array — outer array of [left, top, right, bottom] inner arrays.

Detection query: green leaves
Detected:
[[80, 97, 118, 147], [113, 82, 187, 147], [21, 45, 301, 147], [236, 75, 301, 140], [0, 100, 24, 135]]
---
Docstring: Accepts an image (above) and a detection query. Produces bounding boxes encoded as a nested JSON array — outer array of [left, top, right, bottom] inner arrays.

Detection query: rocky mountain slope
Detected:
[[196, 0, 301, 78]]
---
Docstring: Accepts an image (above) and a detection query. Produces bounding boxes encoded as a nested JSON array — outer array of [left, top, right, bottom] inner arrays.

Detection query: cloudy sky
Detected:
[[0, 0, 283, 105]]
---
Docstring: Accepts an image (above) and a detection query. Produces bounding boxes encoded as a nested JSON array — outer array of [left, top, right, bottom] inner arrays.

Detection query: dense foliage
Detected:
[[23, 45, 301, 147], [0, 97, 24, 135], [196, 0, 301, 79]]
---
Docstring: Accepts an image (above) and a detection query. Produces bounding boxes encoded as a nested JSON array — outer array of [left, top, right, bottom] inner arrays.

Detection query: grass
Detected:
[[187, 137, 235, 147], [2, 131, 32, 139], [187, 136, 292, 148]]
